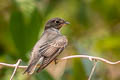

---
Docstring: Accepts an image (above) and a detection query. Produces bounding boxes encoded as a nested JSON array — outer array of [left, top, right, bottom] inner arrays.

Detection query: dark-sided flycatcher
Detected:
[[24, 18, 69, 74]]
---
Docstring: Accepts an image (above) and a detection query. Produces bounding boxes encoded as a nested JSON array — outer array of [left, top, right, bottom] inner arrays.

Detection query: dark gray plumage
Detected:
[[24, 18, 69, 74]]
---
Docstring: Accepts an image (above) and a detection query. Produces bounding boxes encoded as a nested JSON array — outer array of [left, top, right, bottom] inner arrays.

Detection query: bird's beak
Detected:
[[64, 21, 70, 24]]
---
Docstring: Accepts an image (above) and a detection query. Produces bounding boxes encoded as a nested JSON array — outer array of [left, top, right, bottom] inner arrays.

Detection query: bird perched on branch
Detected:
[[24, 18, 69, 74]]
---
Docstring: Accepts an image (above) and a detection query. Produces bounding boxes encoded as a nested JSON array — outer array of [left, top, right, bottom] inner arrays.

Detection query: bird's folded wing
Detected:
[[36, 36, 68, 72], [38, 36, 68, 57]]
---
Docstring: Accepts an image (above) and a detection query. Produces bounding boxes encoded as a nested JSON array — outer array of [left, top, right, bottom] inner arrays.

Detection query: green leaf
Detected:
[[26, 9, 43, 52], [44, 0, 61, 17], [10, 9, 27, 54], [10, 8, 43, 60], [35, 70, 54, 80], [72, 59, 87, 80]]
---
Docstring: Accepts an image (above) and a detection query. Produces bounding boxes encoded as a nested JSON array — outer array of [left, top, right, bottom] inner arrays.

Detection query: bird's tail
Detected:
[[24, 57, 44, 75], [24, 62, 38, 75]]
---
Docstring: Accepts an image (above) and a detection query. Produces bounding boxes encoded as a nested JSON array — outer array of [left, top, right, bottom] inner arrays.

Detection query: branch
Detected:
[[0, 62, 27, 69], [88, 61, 97, 80], [0, 55, 120, 69], [0, 55, 120, 79], [10, 59, 22, 80], [60, 55, 120, 64]]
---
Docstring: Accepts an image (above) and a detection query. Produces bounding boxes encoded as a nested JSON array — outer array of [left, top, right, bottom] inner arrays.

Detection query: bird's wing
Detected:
[[24, 35, 68, 74], [39, 36, 68, 57], [36, 35, 68, 72]]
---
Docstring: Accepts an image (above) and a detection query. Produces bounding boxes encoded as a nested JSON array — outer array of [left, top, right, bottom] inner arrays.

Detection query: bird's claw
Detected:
[[54, 58, 58, 65]]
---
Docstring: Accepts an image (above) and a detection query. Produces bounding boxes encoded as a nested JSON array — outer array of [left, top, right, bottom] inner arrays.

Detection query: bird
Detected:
[[24, 17, 69, 74]]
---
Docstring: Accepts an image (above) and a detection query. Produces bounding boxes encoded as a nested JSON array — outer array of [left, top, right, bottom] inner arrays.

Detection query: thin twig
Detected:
[[10, 59, 22, 80], [0, 55, 120, 69], [0, 62, 27, 68], [88, 61, 97, 80], [60, 55, 120, 64]]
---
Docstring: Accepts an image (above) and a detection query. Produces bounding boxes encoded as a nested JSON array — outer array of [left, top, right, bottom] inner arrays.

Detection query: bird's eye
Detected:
[[55, 21, 60, 23]]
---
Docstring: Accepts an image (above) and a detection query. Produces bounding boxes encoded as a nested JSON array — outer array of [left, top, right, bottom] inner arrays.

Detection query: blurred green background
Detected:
[[0, 0, 120, 80]]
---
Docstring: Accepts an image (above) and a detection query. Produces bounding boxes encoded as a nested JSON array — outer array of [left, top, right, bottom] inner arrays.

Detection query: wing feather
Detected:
[[36, 36, 68, 72], [39, 36, 68, 57]]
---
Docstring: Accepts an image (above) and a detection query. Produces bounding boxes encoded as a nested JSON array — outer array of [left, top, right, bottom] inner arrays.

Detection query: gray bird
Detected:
[[24, 18, 69, 74]]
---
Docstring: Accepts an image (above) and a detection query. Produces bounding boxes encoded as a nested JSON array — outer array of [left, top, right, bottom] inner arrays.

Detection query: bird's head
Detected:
[[45, 18, 70, 30]]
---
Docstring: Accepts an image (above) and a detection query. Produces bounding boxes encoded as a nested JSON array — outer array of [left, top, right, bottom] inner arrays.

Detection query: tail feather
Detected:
[[24, 57, 44, 74], [36, 65, 44, 73], [24, 62, 37, 75], [37, 58, 52, 73]]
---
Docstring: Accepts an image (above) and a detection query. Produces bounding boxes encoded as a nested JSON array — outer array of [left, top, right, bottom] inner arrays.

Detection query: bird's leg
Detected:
[[54, 58, 58, 65]]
